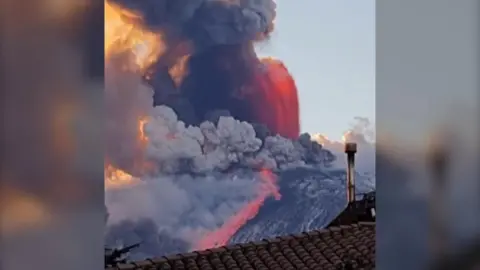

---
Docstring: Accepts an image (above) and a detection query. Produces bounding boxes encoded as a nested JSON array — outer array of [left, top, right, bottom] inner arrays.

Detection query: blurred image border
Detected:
[[0, 0, 105, 269], [376, 0, 480, 269]]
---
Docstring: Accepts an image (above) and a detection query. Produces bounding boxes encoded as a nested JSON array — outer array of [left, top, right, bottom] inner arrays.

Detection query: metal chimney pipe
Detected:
[[345, 142, 357, 203]]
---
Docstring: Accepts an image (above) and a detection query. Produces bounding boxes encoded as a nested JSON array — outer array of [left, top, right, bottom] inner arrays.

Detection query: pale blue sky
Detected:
[[256, 0, 375, 140]]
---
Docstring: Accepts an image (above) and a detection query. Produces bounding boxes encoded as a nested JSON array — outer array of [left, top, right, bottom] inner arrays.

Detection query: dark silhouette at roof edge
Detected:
[[327, 191, 376, 228], [107, 222, 375, 270]]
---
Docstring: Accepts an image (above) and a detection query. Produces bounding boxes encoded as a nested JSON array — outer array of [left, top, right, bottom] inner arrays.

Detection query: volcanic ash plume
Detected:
[[104, 0, 336, 258], [107, 0, 299, 139], [104, 62, 332, 256]]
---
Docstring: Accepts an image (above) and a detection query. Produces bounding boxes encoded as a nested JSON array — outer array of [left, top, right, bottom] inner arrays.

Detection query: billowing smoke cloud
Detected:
[[108, 0, 299, 138], [105, 62, 374, 256], [105, 172, 261, 257], [106, 56, 333, 175], [105, 57, 334, 258], [104, 0, 374, 260], [313, 117, 376, 191], [144, 106, 336, 173], [110, 0, 276, 49]]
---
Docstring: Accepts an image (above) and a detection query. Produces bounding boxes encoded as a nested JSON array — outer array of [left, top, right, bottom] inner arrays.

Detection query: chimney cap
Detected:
[[344, 142, 357, 154]]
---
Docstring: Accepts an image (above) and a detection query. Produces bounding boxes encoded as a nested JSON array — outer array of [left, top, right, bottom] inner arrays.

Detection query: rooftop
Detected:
[[106, 148, 377, 269], [107, 222, 375, 270]]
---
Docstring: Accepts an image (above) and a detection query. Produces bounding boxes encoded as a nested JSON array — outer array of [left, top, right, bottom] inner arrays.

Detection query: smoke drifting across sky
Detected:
[[314, 117, 375, 176], [106, 55, 333, 253], [107, 0, 300, 138], [104, 59, 375, 257], [104, 0, 376, 259], [110, 0, 276, 48], [104, 58, 339, 256]]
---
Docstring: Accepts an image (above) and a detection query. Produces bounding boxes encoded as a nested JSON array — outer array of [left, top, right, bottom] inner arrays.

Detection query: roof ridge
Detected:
[[108, 222, 375, 269]]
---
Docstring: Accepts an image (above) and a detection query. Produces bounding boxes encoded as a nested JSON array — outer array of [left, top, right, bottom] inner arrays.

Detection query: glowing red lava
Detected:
[[196, 58, 297, 250], [250, 58, 300, 139], [195, 169, 281, 249]]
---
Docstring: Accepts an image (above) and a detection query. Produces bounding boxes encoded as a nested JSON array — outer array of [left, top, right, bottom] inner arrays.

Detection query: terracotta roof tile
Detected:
[[111, 222, 375, 270]]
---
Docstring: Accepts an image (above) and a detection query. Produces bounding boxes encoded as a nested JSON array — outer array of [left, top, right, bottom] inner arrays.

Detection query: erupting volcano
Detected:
[[158, 44, 300, 139], [106, 0, 299, 138], [104, 0, 345, 258]]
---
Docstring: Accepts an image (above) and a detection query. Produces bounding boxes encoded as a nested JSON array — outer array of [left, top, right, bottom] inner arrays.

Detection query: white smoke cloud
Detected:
[[103, 0, 378, 261], [105, 173, 261, 246], [105, 54, 336, 257], [105, 51, 377, 258], [106, 54, 333, 176], [142, 104, 334, 174], [312, 117, 376, 192]]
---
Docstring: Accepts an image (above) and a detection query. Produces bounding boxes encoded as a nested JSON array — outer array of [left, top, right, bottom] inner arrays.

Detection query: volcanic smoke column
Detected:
[[108, 0, 301, 139], [170, 43, 300, 139], [104, 0, 316, 255]]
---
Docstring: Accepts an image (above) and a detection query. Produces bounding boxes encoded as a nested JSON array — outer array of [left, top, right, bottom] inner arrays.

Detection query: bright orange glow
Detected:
[[195, 169, 281, 249], [138, 117, 149, 143], [104, 1, 165, 70], [105, 165, 140, 190], [169, 54, 191, 87], [104, 1, 161, 180], [104, 115, 153, 181], [250, 58, 300, 139], [103, 2, 289, 250]]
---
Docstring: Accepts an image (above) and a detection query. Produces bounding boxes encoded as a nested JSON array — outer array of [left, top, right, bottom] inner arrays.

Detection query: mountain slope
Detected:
[[230, 167, 375, 244], [105, 167, 375, 260]]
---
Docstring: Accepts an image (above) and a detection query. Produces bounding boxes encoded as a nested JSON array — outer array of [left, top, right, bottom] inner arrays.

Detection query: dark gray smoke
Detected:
[[104, 0, 374, 260], [106, 55, 334, 176], [110, 0, 276, 49], [144, 104, 334, 173], [105, 58, 336, 258], [108, 0, 285, 131]]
